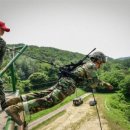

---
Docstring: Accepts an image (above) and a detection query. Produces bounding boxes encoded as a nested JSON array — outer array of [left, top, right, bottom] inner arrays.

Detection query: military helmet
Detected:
[[90, 51, 106, 63]]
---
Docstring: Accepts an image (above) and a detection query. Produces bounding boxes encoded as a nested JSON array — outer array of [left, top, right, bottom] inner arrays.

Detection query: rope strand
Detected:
[[92, 89, 103, 130]]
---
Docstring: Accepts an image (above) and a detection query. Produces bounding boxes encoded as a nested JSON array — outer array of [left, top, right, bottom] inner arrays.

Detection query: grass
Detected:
[[95, 93, 130, 130], [26, 88, 86, 123]]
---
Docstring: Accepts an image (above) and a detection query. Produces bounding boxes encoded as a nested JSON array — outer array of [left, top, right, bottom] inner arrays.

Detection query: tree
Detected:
[[119, 75, 130, 97], [29, 72, 49, 89], [99, 70, 125, 90]]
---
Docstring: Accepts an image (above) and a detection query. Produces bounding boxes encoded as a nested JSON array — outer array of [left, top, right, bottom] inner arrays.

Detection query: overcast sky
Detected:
[[0, 0, 130, 59]]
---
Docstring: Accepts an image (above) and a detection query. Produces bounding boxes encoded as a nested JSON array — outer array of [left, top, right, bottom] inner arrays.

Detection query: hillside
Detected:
[[4, 44, 130, 86], [7, 44, 84, 65], [116, 57, 130, 60], [2, 44, 130, 130]]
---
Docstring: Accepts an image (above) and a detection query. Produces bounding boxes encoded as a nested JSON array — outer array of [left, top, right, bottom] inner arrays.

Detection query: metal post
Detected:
[[0, 45, 28, 77], [10, 64, 16, 92], [9, 46, 21, 92]]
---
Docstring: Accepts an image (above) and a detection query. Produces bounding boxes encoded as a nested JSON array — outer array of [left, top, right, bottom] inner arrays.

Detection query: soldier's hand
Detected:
[[106, 83, 113, 90]]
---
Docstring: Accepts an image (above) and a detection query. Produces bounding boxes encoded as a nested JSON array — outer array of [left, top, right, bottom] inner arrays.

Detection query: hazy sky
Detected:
[[0, 0, 130, 58]]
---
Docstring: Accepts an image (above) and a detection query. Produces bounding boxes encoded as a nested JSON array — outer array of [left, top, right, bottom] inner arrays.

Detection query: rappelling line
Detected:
[[19, 52, 58, 68], [75, 87, 78, 98], [92, 89, 103, 130]]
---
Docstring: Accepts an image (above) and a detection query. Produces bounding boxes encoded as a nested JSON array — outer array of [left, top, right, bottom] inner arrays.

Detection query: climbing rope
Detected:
[[92, 89, 103, 130], [75, 87, 78, 98], [20, 52, 58, 68]]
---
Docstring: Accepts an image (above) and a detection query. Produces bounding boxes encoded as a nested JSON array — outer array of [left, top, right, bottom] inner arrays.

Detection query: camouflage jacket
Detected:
[[73, 60, 107, 88], [0, 37, 6, 66]]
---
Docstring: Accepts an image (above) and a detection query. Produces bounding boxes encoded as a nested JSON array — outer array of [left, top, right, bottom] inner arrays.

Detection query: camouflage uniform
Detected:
[[22, 77, 76, 114], [0, 37, 6, 109], [5, 52, 111, 125], [19, 60, 105, 114]]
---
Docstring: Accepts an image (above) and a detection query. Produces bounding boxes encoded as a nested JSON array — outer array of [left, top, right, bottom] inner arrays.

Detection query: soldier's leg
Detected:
[[21, 78, 76, 114], [5, 78, 76, 125], [27, 78, 76, 114], [27, 89, 66, 114], [21, 85, 56, 101], [3, 85, 56, 109], [0, 78, 22, 109], [5, 89, 65, 125]]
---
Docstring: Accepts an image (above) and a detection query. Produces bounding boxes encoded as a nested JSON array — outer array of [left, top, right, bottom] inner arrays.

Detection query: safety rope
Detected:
[[75, 88, 78, 98], [92, 89, 103, 130], [20, 52, 58, 68]]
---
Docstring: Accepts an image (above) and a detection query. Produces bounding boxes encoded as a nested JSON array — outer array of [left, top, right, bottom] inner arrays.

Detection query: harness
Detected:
[[58, 48, 96, 80]]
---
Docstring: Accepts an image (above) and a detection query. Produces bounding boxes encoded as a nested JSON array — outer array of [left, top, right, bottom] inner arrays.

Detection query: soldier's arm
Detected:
[[99, 80, 113, 90], [83, 62, 113, 89], [87, 73, 113, 90]]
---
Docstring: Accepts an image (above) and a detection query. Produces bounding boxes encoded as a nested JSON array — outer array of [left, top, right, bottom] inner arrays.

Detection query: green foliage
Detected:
[[125, 109, 130, 122], [99, 94, 130, 130], [29, 72, 48, 84], [109, 93, 127, 110], [15, 56, 39, 80], [2, 73, 12, 90], [119, 75, 130, 97], [25, 46, 84, 65], [116, 58, 130, 68], [16, 80, 30, 93], [108, 93, 130, 129], [103, 70, 124, 89]]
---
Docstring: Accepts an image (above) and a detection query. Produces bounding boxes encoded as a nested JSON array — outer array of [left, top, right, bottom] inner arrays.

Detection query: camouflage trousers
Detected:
[[0, 78, 5, 106], [22, 77, 76, 114]]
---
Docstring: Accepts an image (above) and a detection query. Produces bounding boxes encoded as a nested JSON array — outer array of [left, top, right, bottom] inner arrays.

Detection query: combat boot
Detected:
[[5, 103, 24, 126], [6, 96, 22, 106], [1, 96, 22, 110]]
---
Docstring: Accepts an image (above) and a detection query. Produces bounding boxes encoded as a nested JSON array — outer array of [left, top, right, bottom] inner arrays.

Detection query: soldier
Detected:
[[5, 51, 113, 125], [0, 20, 10, 110]]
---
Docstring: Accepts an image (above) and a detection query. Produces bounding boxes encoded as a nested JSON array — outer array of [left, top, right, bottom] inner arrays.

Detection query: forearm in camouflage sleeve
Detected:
[[21, 86, 55, 101], [89, 77, 100, 88], [99, 80, 111, 88]]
